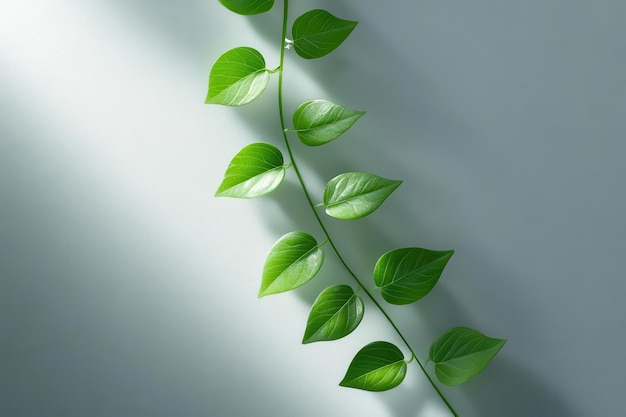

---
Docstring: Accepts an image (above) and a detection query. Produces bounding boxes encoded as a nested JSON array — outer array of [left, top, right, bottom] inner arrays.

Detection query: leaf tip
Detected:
[[204, 89, 220, 105], [338, 377, 351, 388]]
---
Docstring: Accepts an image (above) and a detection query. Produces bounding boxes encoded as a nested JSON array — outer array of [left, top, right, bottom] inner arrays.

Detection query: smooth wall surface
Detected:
[[1, 1, 625, 416]]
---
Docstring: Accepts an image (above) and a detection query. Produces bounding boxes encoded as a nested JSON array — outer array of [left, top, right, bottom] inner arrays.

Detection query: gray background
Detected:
[[1, 1, 624, 416]]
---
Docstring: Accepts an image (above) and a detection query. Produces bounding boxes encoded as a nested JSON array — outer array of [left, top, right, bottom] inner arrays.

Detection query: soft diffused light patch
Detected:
[[1, 0, 235, 248], [0, 2, 401, 417]]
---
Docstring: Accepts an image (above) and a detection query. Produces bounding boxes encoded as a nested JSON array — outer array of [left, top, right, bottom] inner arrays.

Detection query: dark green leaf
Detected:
[[292, 100, 365, 146], [215, 142, 286, 198], [323, 172, 402, 219], [259, 232, 324, 297], [292, 9, 358, 59], [374, 248, 453, 305], [206, 47, 269, 106], [429, 327, 506, 386], [302, 285, 364, 344], [340, 341, 407, 391], [218, 0, 273, 15]]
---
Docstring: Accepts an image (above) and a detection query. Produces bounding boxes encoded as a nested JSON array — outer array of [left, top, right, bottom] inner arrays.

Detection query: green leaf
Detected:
[[302, 285, 364, 344], [215, 142, 286, 198], [292, 100, 365, 146], [429, 327, 506, 386], [206, 47, 269, 106], [340, 341, 407, 391], [373, 248, 454, 305], [259, 232, 324, 297], [323, 172, 402, 220], [292, 9, 358, 59], [218, 0, 273, 15]]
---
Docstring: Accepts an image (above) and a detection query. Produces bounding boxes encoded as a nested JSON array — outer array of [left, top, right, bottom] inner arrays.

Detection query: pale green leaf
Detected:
[[218, 0, 273, 15], [323, 172, 402, 220], [206, 47, 269, 106], [340, 341, 407, 391], [292, 9, 358, 59], [259, 232, 324, 297], [302, 285, 364, 344], [429, 327, 506, 386], [292, 100, 365, 146], [215, 142, 286, 198], [374, 248, 453, 305]]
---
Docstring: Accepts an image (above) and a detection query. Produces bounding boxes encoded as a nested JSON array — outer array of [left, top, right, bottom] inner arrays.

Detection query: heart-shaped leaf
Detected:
[[374, 248, 453, 305], [259, 232, 324, 297], [302, 285, 364, 344], [292, 100, 365, 146], [340, 341, 407, 391], [215, 142, 286, 198], [206, 47, 269, 106], [323, 172, 402, 219], [429, 327, 506, 386], [292, 9, 358, 59], [218, 0, 273, 15]]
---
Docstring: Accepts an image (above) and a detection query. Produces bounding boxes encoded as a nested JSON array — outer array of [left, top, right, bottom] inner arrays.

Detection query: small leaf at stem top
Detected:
[[206, 47, 269, 106], [218, 0, 273, 15], [259, 231, 324, 297], [429, 327, 506, 386], [215, 142, 286, 198], [292, 9, 358, 59], [373, 247, 453, 304], [303, 285, 364, 344], [340, 341, 407, 391], [292, 100, 365, 146], [323, 172, 402, 220]]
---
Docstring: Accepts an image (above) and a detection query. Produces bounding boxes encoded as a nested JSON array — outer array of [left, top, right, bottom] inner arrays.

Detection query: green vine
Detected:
[[208, 1, 506, 414]]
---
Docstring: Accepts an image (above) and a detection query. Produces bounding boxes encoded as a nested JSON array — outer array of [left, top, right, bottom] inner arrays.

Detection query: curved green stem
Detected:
[[277, 1, 457, 416]]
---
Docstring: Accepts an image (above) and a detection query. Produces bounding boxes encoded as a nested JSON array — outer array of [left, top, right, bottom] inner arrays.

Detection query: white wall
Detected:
[[1, 1, 624, 416]]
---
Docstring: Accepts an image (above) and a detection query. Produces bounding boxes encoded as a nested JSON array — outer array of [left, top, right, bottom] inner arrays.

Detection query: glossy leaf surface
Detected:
[[340, 341, 407, 391], [218, 0, 273, 15], [215, 143, 285, 198], [292, 100, 365, 146], [429, 327, 506, 386], [303, 285, 364, 344], [374, 248, 453, 304], [259, 232, 324, 297], [324, 172, 402, 219], [206, 47, 269, 106], [292, 9, 358, 59]]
